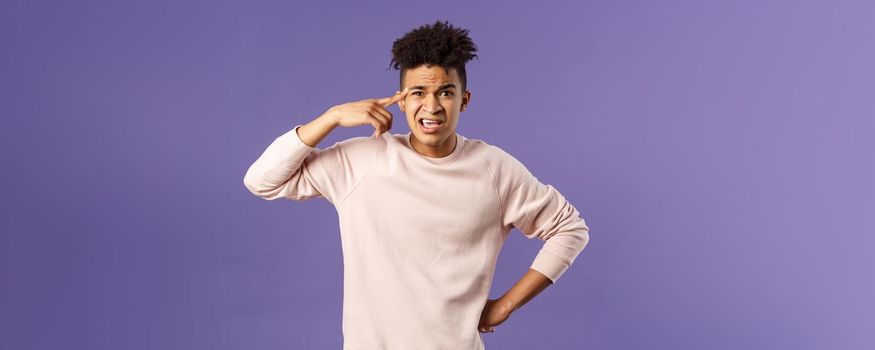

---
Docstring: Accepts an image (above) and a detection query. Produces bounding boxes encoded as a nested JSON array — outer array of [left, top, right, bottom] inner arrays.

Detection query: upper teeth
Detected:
[[423, 119, 440, 124]]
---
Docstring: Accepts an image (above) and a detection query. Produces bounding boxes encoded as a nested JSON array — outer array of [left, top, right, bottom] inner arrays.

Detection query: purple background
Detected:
[[2, 0, 873, 349]]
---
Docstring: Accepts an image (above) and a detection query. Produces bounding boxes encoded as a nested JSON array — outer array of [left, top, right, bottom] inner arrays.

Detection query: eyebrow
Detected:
[[410, 83, 457, 91]]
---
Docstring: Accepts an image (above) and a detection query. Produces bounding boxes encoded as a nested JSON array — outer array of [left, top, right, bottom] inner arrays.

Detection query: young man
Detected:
[[243, 20, 589, 349]]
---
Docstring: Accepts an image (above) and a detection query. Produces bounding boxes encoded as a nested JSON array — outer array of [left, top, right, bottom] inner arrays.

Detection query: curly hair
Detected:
[[388, 20, 478, 91]]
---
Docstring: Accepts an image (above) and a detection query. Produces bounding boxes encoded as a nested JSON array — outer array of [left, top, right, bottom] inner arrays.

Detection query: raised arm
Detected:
[[243, 89, 408, 204], [296, 111, 341, 148], [242, 114, 336, 202]]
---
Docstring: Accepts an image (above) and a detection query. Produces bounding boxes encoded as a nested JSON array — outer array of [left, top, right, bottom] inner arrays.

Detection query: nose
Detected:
[[422, 93, 443, 114]]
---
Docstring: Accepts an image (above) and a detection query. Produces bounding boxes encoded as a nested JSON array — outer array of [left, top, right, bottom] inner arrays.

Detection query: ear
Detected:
[[461, 90, 471, 112]]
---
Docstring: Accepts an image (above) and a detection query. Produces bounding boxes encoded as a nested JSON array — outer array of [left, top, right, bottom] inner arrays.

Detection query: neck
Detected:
[[411, 134, 457, 158]]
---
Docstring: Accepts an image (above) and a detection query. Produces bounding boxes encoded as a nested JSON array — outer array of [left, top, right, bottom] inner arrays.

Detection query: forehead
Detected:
[[403, 65, 460, 89]]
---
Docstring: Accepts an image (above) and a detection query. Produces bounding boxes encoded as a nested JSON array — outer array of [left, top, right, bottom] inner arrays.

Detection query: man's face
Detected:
[[398, 64, 471, 156]]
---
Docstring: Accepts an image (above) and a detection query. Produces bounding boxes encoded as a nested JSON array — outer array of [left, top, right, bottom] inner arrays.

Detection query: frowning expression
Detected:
[[399, 64, 471, 158]]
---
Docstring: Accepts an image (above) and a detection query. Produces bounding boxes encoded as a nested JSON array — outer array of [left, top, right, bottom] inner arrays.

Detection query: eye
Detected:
[[441, 91, 454, 96], [411, 91, 423, 96]]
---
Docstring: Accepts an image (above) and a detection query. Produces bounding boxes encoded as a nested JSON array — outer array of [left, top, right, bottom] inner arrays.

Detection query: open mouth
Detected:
[[418, 119, 443, 133]]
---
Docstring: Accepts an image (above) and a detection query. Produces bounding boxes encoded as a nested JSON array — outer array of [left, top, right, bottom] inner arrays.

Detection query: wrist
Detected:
[[497, 297, 517, 314], [319, 107, 340, 127]]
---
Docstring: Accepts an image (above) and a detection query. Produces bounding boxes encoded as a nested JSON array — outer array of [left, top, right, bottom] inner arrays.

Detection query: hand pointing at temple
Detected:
[[326, 88, 410, 138]]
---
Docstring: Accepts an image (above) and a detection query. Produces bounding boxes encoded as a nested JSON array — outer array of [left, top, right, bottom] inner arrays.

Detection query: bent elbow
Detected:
[[242, 171, 276, 200], [579, 226, 590, 251]]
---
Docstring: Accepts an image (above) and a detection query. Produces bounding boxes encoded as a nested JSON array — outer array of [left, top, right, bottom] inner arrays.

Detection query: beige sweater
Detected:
[[243, 125, 590, 349]]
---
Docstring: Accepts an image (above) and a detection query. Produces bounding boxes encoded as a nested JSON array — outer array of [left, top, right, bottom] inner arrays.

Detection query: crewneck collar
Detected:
[[404, 132, 464, 165]]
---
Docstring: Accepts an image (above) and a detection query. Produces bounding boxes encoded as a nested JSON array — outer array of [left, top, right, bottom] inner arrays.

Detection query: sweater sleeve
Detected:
[[491, 148, 590, 284], [243, 125, 377, 205]]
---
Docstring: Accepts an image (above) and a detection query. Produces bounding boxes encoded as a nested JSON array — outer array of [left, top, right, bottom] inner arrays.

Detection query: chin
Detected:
[[415, 132, 448, 143]]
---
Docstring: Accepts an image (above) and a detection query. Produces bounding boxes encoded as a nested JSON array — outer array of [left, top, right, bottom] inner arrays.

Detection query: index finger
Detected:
[[377, 88, 409, 107]]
